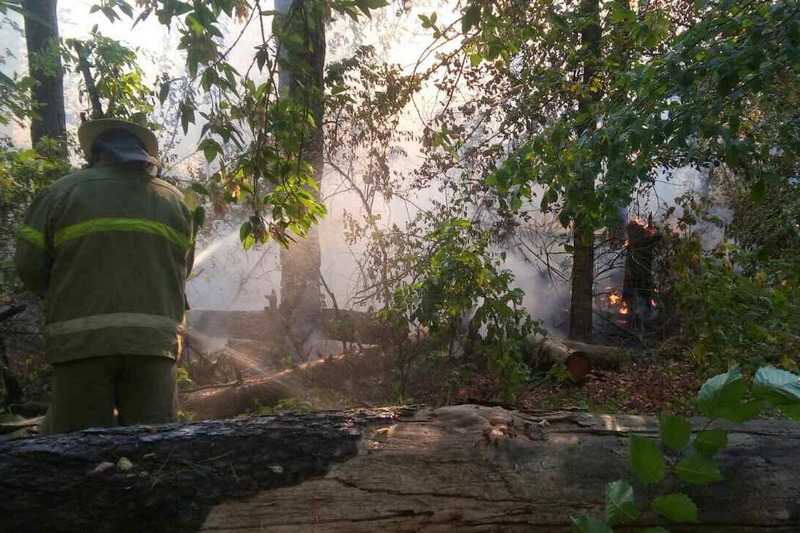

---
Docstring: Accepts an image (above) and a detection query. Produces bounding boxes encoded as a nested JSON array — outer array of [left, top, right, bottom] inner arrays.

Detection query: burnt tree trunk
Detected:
[[1, 405, 799, 532], [23, 0, 67, 154], [276, 0, 325, 357], [568, 0, 602, 343]]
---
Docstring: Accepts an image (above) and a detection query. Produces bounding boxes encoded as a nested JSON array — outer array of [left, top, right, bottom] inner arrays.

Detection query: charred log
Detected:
[[1, 405, 799, 532]]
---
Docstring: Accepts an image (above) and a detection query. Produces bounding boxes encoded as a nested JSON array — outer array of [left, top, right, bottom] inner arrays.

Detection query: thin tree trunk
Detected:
[[568, 0, 602, 342], [276, 0, 325, 357], [23, 0, 67, 154]]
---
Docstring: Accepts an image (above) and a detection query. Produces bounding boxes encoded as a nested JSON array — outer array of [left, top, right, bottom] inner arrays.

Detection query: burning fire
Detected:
[[628, 215, 657, 235], [620, 301, 630, 315], [608, 291, 622, 305]]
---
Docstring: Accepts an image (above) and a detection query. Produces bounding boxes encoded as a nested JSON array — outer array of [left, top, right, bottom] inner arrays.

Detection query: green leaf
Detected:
[[659, 415, 692, 451], [192, 207, 205, 233], [724, 400, 768, 422], [651, 493, 699, 523], [569, 515, 613, 533], [605, 480, 638, 525], [675, 453, 723, 484], [159, 82, 171, 104], [693, 428, 727, 457], [697, 365, 746, 419], [0, 71, 17, 88], [191, 182, 210, 195], [239, 220, 253, 242], [630, 435, 665, 484], [361, 0, 389, 8], [753, 367, 800, 407]]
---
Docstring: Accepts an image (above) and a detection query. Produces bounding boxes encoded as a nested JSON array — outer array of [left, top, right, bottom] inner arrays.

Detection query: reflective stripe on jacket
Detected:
[[14, 163, 193, 363]]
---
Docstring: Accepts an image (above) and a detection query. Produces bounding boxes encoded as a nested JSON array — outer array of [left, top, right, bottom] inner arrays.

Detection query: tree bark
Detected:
[[276, 0, 326, 357], [2, 405, 799, 532], [568, 0, 603, 342], [23, 0, 67, 154], [535, 337, 626, 382], [0, 305, 26, 407], [569, 230, 594, 342]]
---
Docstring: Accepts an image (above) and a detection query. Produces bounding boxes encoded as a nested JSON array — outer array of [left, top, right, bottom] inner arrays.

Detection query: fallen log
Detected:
[[560, 338, 628, 370], [180, 347, 390, 419], [535, 338, 627, 382], [1, 405, 798, 532], [187, 308, 384, 344]]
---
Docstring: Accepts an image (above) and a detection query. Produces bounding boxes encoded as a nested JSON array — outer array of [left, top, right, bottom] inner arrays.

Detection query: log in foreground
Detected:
[[1, 405, 799, 532]]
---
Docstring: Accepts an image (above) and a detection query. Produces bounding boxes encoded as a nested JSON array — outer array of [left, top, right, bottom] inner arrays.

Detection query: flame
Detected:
[[608, 291, 622, 305], [649, 298, 658, 308], [620, 301, 630, 315], [623, 239, 630, 247]]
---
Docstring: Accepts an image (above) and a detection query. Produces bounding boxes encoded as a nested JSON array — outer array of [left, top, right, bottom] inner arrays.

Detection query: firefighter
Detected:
[[15, 118, 194, 434]]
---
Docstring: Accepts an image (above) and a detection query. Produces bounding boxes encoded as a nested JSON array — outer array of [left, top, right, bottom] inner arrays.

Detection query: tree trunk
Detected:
[[569, 229, 594, 342], [276, 0, 325, 357], [2, 405, 799, 532], [568, 0, 602, 342], [0, 305, 26, 408], [23, 0, 67, 154]]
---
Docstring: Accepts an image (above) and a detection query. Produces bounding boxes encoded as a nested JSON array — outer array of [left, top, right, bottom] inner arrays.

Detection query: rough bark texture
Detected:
[[568, 0, 602, 343], [536, 337, 626, 381], [1, 405, 799, 532], [276, 0, 326, 355], [0, 305, 26, 407], [23, 0, 67, 151]]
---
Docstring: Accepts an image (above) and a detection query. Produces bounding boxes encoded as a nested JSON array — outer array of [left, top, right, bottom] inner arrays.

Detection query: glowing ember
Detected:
[[608, 291, 622, 305], [620, 301, 630, 315], [650, 298, 658, 308], [623, 239, 630, 247]]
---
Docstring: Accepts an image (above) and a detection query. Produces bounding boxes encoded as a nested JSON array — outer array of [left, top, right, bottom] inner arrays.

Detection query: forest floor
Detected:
[[265, 352, 705, 418]]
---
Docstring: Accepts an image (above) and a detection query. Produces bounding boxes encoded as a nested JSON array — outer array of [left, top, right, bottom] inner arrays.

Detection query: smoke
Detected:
[[1, 1, 732, 338]]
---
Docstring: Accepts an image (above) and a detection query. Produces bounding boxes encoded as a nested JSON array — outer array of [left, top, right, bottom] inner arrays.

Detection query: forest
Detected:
[[0, 0, 799, 531]]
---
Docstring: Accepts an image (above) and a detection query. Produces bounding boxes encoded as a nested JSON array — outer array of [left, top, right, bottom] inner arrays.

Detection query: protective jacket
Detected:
[[15, 163, 193, 364]]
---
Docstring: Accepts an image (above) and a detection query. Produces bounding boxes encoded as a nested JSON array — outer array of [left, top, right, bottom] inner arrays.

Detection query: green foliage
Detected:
[[574, 364, 800, 530], [658, 415, 691, 451], [94, 0, 393, 249], [697, 365, 746, 419], [604, 480, 638, 525], [382, 218, 541, 402], [64, 29, 155, 123], [629, 435, 665, 484], [0, 143, 71, 297], [651, 494, 698, 523], [664, 228, 800, 372], [674, 453, 722, 485]]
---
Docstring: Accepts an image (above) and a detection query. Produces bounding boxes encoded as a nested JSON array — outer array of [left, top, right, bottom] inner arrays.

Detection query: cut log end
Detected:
[[564, 351, 592, 382]]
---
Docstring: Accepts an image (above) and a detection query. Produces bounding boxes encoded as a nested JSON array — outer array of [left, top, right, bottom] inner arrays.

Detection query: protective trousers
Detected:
[[42, 354, 177, 434]]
